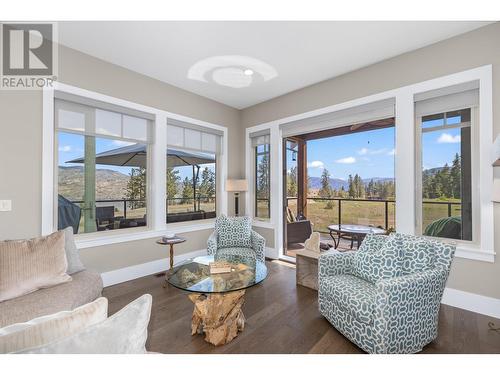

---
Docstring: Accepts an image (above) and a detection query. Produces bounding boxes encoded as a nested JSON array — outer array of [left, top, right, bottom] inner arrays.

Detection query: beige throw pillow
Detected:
[[18, 294, 152, 354], [0, 231, 72, 302], [0, 297, 108, 353]]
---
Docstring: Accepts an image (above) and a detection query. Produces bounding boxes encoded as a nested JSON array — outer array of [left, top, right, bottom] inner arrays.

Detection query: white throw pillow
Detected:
[[62, 227, 85, 275], [17, 294, 152, 354], [0, 297, 108, 353]]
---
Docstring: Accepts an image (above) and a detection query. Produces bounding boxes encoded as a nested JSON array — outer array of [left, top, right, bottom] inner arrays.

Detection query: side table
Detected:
[[156, 236, 186, 269]]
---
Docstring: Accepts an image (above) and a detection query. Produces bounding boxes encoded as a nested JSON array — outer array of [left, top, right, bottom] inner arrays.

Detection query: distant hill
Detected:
[[308, 176, 395, 191], [58, 166, 129, 201]]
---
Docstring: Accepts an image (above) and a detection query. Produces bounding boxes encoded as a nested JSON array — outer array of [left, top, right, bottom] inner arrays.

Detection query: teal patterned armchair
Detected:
[[318, 233, 455, 354], [207, 215, 265, 264]]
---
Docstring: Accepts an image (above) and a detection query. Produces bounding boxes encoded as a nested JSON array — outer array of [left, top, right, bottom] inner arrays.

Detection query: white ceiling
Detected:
[[58, 21, 490, 109]]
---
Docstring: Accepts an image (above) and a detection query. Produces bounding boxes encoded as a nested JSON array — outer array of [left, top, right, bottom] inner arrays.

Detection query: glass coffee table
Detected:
[[166, 255, 267, 346]]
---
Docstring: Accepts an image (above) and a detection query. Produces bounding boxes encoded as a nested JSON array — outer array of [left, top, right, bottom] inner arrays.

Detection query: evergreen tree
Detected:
[[348, 174, 355, 198], [319, 168, 332, 198], [181, 177, 194, 204], [287, 166, 298, 197], [199, 167, 216, 200], [125, 167, 146, 209], [256, 154, 270, 199], [450, 153, 461, 199], [166, 167, 180, 202]]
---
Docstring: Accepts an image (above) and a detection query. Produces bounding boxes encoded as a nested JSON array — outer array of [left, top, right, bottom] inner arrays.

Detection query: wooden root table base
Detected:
[[188, 290, 246, 346]]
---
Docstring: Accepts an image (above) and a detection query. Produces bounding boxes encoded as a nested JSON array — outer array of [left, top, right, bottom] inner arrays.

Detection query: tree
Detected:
[[199, 167, 216, 200], [181, 177, 194, 204], [166, 167, 180, 203], [256, 154, 269, 199], [319, 168, 332, 198], [125, 167, 146, 209], [287, 166, 298, 197], [450, 153, 461, 199], [348, 174, 355, 198]]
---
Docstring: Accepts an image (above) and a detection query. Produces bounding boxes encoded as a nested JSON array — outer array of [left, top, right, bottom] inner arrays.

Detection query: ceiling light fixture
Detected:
[[243, 69, 254, 76]]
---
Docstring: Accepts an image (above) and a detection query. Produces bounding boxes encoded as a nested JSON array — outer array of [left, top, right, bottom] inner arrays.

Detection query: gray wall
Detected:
[[240, 22, 500, 299], [0, 45, 241, 273]]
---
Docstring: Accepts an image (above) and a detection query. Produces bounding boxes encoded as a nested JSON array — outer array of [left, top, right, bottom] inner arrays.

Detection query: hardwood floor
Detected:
[[104, 260, 500, 354]]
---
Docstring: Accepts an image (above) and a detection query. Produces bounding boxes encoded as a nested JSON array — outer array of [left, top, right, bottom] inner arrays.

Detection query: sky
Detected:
[[305, 124, 461, 180]]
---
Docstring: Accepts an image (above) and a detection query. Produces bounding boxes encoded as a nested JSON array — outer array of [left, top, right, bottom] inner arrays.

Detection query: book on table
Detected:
[[209, 261, 233, 274]]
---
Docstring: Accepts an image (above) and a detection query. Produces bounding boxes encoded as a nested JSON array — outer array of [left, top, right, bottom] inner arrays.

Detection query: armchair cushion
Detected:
[[215, 215, 252, 249], [396, 233, 436, 275], [321, 274, 376, 324], [214, 247, 257, 265], [353, 234, 402, 284]]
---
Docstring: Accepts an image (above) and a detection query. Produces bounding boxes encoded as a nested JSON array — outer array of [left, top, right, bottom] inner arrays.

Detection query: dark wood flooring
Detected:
[[104, 260, 500, 354]]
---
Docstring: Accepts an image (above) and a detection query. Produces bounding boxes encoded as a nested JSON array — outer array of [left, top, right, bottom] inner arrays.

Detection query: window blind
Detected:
[[55, 98, 152, 143], [167, 118, 222, 154], [250, 129, 270, 147], [414, 89, 479, 117], [280, 98, 395, 138]]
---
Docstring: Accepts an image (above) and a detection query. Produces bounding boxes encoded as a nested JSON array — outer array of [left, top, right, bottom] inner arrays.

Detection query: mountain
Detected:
[[308, 176, 395, 191], [58, 166, 130, 201]]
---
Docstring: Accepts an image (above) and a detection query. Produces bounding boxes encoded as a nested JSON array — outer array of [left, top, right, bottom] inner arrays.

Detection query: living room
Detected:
[[1, 1, 500, 372]]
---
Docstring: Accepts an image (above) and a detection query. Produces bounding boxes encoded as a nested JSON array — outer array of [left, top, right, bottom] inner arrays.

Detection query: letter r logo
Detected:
[[2, 23, 53, 76]]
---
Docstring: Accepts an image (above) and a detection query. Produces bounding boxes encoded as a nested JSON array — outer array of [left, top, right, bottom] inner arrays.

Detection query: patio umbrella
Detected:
[[66, 144, 215, 168], [67, 144, 215, 212]]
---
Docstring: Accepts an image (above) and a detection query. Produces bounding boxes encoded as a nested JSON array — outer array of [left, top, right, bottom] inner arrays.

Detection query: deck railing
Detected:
[[69, 196, 216, 220], [286, 197, 461, 231]]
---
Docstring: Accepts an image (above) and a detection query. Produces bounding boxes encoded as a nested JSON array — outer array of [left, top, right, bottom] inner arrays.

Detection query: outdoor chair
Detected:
[[318, 232, 455, 353]]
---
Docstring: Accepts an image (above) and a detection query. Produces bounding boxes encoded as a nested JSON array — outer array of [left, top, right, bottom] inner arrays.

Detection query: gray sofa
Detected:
[[0, 270, 103, 328]]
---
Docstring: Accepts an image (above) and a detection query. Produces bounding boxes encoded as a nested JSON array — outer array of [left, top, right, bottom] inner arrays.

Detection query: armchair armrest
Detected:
[[251, 230, 266, 263], [207, 231, 218, 256], [372, 268, 449, 353], [318, 251, 355, 280]]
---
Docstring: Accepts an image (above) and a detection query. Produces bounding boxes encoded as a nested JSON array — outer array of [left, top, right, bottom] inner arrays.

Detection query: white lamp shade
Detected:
[[226, 179, 248, 192]]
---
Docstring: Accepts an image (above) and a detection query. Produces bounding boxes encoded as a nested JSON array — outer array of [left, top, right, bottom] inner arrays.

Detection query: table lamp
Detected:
[[226, 179, 248, 216]]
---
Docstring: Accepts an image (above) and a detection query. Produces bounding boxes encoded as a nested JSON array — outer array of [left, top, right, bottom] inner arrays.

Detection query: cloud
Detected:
[[437, 133, 461, 144], [387, 148, 396, 156], [335, 156, 356, 164], [58, 145, 72, 152], [307, 160, 324, 169], [357, 147, 368, 155], [358, 147, 392, 156]]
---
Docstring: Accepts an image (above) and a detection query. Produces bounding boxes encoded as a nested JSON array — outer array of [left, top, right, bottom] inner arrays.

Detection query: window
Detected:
[[55, 98, 152, 234], [166, 119, 221, 223], [415, 86, 478, 242], [252, 133, 270, 219]]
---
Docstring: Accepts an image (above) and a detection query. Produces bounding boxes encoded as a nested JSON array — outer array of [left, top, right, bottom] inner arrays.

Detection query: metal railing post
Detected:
[[338, 199, 342, 226], [123, 199, 127, 219], [385, 200, 389, 229]]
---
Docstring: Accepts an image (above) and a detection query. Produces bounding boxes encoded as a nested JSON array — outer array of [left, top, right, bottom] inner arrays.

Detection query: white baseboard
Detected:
[[101, 248, 206, 287], [442, 287, 500, 319], [265, 246, 279, 259]]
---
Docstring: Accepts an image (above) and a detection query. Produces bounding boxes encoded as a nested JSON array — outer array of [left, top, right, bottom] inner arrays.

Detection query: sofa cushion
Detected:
[[0, 270, 103, 328], [215, 247, 256, 265], [0, 297, 107, 353], [394, 233, 436, 275], [18, 294, 152, 354], [62, 227, 85, 275], [320, 274, 377, 324], [215, 215, 252, 249], [0, 231, 72, 302], [353, 233, 402, 284]]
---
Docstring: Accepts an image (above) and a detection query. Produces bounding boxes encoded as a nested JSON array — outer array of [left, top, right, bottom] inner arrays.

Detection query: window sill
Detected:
[[252, 219, 275, 229], [75, 227, 166, 250], [455, 244, 495, 262], [75, 219, 217, 250]]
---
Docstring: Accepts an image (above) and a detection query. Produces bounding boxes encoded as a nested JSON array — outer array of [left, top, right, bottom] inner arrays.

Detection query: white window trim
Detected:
[[43, 82, 227, 249], [245, 65, 494, 263]]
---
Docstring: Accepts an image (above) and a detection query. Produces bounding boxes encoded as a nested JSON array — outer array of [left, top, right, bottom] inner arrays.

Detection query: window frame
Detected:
[[415, 106, 480, 245], [43, 82, 228, 249]]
